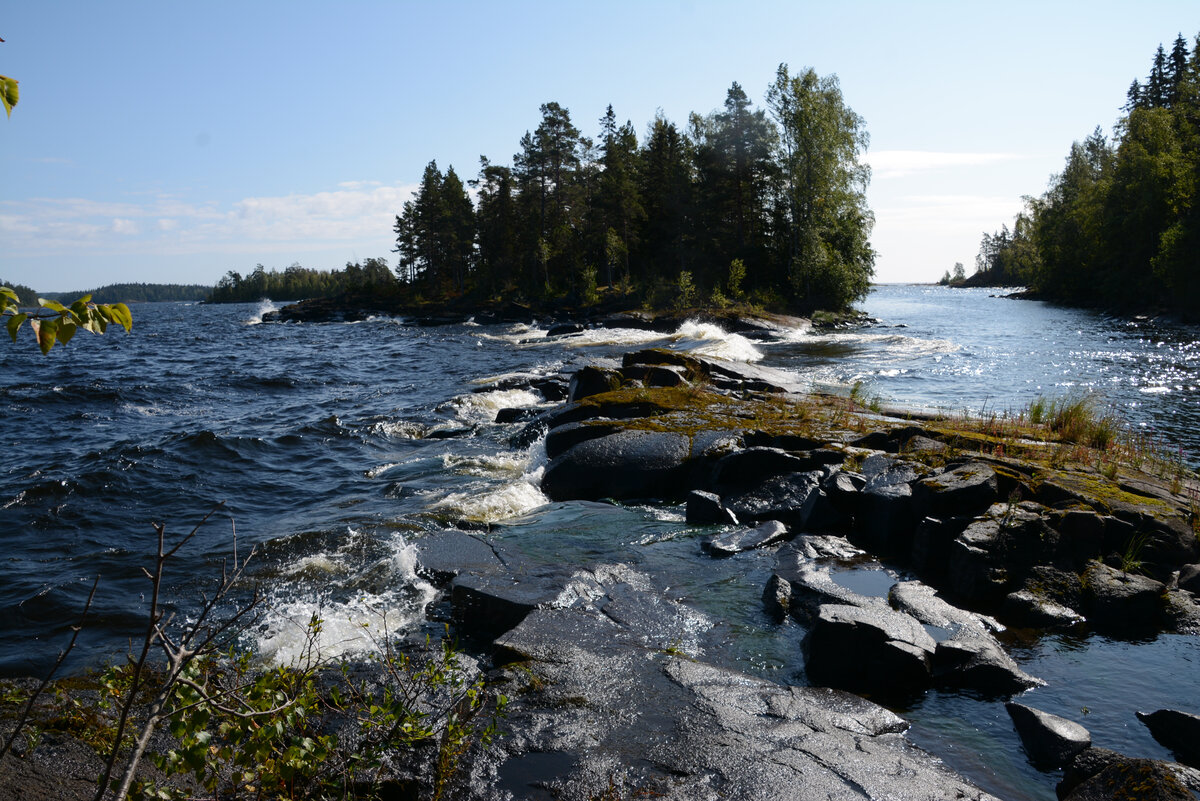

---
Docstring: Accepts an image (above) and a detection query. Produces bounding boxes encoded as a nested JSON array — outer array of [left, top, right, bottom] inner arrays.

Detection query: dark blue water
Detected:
[[3, 287, 1198, 800]]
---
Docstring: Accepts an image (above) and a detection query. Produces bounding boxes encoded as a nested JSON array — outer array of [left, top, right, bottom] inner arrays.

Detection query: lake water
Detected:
[[2, 284, 1197, 800]]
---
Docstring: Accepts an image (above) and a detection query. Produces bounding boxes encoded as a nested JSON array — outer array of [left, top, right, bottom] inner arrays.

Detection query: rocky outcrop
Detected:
[[413, 534, 999, 800], [459, 350, 1200, 799]]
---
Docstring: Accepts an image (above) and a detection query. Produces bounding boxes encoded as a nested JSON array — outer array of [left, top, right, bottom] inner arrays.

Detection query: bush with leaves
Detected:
[[0, 507, 505, 801]]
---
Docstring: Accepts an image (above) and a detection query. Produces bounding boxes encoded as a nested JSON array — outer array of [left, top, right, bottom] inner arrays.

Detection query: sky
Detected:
[[1, 1, 1197, 292]]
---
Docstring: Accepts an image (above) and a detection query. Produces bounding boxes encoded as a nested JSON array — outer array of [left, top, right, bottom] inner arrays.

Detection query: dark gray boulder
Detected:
[[1081, 561, 1166, 634], [1002, 588, 1086, 629], [685, 489, 739, 525], [1162, 588, 1200, 634], [1137, 709, 1200, 768], [909, 515, 969, 581], [541, 429, 693, 501], [723, 470, 827, 528], [804, 603, 936, 698], [1179, 563, 1200, 595], [620, 363, 688, 388], [706, 520, 789, 556], [709, 447, 812, 492], [1061, 757, 1196, 801], [852, 458, 921, 557], [915, 462, 999, 518], [567, 365, 624, 401], [933, 629, 1043, 695], [544, 420, 622, 459], [947, 518, 1011, 604], [1006, 702, 1091, 768], [1060, 747, 1200, 800]]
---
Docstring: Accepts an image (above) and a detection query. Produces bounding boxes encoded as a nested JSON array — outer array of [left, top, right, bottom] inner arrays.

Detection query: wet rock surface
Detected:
[[421, 547, 1001, 800]]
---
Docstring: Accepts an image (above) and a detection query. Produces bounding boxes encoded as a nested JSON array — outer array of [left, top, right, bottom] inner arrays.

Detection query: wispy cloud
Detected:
[[866, 150, 1024, 180], [874, 194, 1026, 230], [0, 182, 419, 260]]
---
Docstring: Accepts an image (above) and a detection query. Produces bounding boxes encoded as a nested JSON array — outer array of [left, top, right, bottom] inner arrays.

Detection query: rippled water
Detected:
[[3, 287, 1198, 800], [763, 285, 1200, 467]]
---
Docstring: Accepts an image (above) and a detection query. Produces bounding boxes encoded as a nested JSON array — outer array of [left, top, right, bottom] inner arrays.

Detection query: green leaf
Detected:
[[38, 298, 68, 313], [110, 303, 133, 332], [7, 312, 26, 343], [0, 76, 17, 118], [57, 321, 77, 346], [31, 318, 58, 354], [0, 287, 18, 304]]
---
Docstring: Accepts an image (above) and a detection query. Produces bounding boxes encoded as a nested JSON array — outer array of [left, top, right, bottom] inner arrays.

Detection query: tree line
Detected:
[[207, 259, 396, 303], [41, 283, 213, 304], [972, 33, 1200, 315], [210, 65, 876, 313]]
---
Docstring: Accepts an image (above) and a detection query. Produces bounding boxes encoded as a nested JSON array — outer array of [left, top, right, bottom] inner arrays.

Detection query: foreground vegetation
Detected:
[[213, 64, 875, 315], [970, 32, 1200, 315], [0, 511, 505, 801]]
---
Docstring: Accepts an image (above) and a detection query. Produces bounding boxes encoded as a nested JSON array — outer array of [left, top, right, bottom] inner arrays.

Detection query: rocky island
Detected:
[[408, 346, 1200, 799]]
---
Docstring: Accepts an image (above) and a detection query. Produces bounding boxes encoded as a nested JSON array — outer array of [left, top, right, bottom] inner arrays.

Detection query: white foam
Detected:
[[370, 420, 428, 439], [244, 300, 279, 326], [442, 451, 530, 477], [443, 388, 543, 425], [429, 478, 549, 524], [668, 320, 762, 362], [256, 532, 437, 666], [426, 438, 549, 523]]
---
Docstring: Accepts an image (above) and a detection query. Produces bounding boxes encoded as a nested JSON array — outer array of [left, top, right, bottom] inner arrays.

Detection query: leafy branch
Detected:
[[1, 287, 133, 354]]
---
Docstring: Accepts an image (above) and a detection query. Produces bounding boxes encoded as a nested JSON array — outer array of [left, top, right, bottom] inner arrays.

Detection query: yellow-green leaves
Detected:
[[0, 75, 16, 118], [2, 286, 133, 354]]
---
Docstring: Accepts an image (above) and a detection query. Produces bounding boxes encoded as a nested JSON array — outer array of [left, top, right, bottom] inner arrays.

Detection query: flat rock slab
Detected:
[[478, 569, 998, 801], [706, 520, 789, 556], [915, 462, 999, 518]]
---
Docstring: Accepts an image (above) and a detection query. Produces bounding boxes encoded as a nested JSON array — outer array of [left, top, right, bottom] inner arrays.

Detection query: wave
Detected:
[[254, 530, 437, 665], [244, 300, 279, 326], [440, 388, 544, 426]]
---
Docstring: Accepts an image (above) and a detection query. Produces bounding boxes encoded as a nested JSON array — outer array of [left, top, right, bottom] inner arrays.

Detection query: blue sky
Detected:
[[1, 1, 1196, 291]]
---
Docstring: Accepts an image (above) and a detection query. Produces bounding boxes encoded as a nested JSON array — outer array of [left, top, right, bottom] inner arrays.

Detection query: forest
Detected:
[[40, 283, 212, 304], [210, 64, 876, 314], [968, 32, 1200, 316]]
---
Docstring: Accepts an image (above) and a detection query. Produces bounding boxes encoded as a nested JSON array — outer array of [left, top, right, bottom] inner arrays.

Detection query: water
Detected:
[[2, 286, 1199, 800], [768, 284, 1200, 467]]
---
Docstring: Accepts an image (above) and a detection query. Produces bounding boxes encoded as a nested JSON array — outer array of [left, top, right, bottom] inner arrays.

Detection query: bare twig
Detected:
[[0, 576, 99, 761]]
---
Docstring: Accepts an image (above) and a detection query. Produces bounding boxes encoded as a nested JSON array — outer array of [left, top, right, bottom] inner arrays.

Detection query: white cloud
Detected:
[[866, 150, 1024, 180], [1, 182, 419, 260]]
